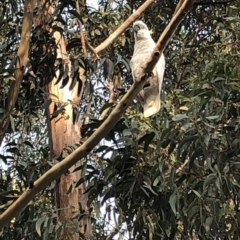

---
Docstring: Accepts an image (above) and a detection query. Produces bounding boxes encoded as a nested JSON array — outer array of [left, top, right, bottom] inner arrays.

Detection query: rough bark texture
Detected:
[[47, 76, 89, 239], [37, 2, 91, 239]]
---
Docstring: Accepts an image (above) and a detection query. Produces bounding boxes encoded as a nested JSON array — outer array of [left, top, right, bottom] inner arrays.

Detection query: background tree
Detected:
[[1, 0, 240, 239]]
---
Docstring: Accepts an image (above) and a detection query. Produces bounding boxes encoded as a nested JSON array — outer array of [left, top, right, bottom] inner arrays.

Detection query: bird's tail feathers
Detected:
[[143, 94, 161, 118]]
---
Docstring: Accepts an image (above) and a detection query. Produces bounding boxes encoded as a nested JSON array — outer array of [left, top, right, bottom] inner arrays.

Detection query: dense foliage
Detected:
[[1, 0, 240, 239]]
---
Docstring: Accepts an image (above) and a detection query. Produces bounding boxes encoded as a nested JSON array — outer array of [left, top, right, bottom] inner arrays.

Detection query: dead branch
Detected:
[[94, 0, 155, 54], [0, 0, 35, 145], [0, 0, 196, 227]]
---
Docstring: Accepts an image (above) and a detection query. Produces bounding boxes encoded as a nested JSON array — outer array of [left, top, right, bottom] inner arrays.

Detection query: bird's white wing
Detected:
[[130, 21, 165, 118], [141, 54, 165, 118]]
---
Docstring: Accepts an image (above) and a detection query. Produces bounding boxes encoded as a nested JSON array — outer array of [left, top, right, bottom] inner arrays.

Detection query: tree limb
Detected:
[[68, 0, 155, 57], [0, 0, 35, 145], [86, 41, 100, 58], [94, 0, 155, 54], [0, 0, 196, 228], [76, 0, 87, 54], [145, 0, 196, 74], [174, 0, 185, 16]]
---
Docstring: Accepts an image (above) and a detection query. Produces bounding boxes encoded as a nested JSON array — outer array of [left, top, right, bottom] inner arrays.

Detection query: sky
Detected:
[[87, 0, 99, 9]]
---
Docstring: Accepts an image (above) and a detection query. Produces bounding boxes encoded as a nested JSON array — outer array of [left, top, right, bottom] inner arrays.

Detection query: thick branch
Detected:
[[0, 0, 35, 145], [0, 0, 196, 227], [95, 0, 154, 54], [145, 0, 196, 74]]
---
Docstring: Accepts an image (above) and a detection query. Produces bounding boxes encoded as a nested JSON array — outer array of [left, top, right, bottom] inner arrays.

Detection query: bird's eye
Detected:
[[134, 25, 141, 32]]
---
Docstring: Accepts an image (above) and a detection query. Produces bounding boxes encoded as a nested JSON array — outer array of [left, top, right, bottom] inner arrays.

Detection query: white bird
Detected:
[[130, 20, 165, 118]]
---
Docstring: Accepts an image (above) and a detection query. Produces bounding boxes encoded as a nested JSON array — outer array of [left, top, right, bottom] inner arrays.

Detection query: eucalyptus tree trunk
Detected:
[[34, 1, 91, 239]]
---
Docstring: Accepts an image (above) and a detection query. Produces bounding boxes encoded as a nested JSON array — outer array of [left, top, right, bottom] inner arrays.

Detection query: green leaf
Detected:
[[169, 192, 177, 215], [99, 102, 115, 114], [206, 115, 219, 120], [36, 216, 46, 237], [140, 186, 150, 197], [204, 217, 213, 233], [203, 173, 216, 191], [138, 132, 155, 152], [23, 141, 34, 148], [143, 181, 157, 195], [192, 189, 201, 198], [153, 176, 161, 186], [73, 165, 83, 172], [69, 9, 82, 20], [172, 114, 189, 121], [95, 29, 101, 35], [66, 184, 73, 195], [74, 178, 85, 188], [0, 154, 7, 164], [43, 217, 51, 240], [0, 108, 6, 113]]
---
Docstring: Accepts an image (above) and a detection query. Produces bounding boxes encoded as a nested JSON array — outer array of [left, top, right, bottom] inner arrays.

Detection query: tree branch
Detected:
[[0, 0, 35, 145], [86, 41, 100, 58], [76, 0, 87, 54], [176, 157, 190, 174], [94, 0, 155, 54], [0, 0, 196, 227], [173, 0, 185, 16], [145, 0, 196, 74]]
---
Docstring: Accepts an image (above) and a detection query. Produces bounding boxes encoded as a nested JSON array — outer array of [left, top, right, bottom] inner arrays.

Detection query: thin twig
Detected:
[[176, 157, 190, 174], [76, 0, 87, 54], [85, 41, 99, 59]]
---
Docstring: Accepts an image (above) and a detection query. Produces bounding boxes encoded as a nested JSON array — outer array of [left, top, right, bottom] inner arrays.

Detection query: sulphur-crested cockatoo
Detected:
[[130, 20, 165, 118]]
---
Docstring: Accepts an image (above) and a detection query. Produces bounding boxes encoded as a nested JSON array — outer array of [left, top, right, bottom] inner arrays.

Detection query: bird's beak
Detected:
[[134, 25, 140, 33]]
